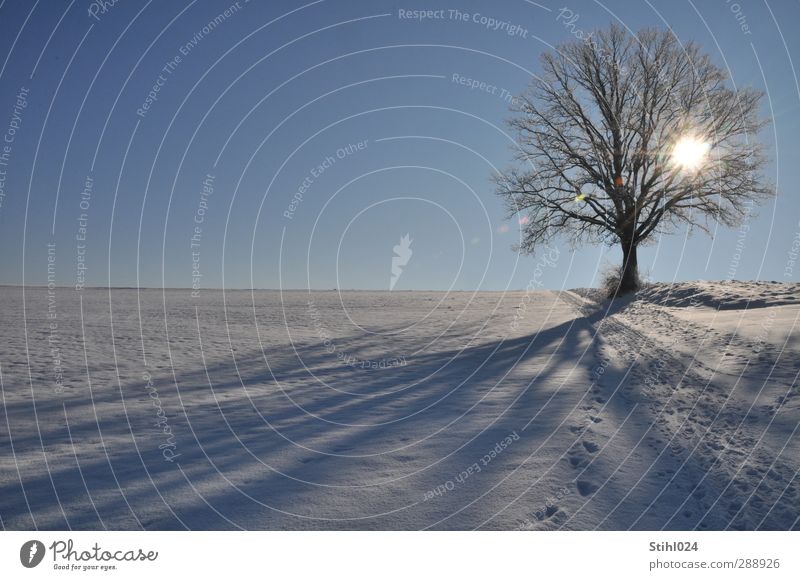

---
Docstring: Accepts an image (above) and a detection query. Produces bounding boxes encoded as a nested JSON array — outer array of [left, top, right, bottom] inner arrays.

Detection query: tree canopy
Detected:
[[496, 25, 773, 292]]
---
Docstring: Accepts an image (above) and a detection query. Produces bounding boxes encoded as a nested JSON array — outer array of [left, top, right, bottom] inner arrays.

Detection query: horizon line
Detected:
[[0, 279, 791, 292], [0, 284, 553, 292]]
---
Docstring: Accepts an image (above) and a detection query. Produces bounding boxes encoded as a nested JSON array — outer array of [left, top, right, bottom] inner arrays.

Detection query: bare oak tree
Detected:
[[496, 25, 773, 294]]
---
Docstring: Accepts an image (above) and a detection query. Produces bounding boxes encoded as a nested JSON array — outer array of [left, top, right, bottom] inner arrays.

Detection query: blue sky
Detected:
[[0, 0, 798, 291]]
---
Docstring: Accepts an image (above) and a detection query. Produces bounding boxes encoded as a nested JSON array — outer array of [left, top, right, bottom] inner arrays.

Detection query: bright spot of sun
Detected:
[[671, 136, 710, 171]]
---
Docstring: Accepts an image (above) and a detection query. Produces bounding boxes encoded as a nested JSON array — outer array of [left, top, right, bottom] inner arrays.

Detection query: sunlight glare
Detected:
[[671, 136, 710, 171]]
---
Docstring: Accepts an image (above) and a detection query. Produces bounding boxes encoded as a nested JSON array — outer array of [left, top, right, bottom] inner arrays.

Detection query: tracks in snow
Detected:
[[557, 290, 799, 530]]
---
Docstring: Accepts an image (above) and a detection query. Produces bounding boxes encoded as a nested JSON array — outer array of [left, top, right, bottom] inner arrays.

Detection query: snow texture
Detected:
[[0, 281, 798, 530]]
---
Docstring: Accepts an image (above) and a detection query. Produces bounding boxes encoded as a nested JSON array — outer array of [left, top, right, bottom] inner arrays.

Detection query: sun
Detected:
[[671, 136, 710, 171]]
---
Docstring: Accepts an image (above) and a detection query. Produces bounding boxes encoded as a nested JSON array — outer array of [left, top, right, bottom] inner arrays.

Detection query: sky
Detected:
[[0, 0, 798, 291]]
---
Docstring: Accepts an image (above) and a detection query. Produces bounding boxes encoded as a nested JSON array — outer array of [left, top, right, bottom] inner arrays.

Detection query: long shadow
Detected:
[[1, 297, 604, 529], [3, 292, 795, 530]]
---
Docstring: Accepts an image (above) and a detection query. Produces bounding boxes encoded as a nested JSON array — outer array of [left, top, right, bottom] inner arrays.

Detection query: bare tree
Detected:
[[496, 25, 773, 294]]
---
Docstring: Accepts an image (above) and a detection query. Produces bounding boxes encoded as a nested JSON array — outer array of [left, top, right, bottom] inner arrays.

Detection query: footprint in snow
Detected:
[[576, 479, 600, 496], [582, 440, 600, 453]]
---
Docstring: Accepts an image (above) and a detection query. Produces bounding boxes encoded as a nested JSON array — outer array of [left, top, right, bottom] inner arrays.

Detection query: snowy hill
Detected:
[[0, 282, 797, 530]]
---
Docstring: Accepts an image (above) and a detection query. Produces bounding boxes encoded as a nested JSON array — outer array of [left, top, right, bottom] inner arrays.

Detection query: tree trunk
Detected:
[[618, 240, 639, 295]]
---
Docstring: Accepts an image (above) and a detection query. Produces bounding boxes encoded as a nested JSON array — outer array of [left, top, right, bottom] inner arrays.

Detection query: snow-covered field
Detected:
[[0, 282, 798, 530]]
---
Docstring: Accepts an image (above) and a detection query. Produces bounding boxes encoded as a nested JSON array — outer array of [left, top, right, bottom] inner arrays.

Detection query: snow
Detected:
[[0, 281, 798, 530]]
